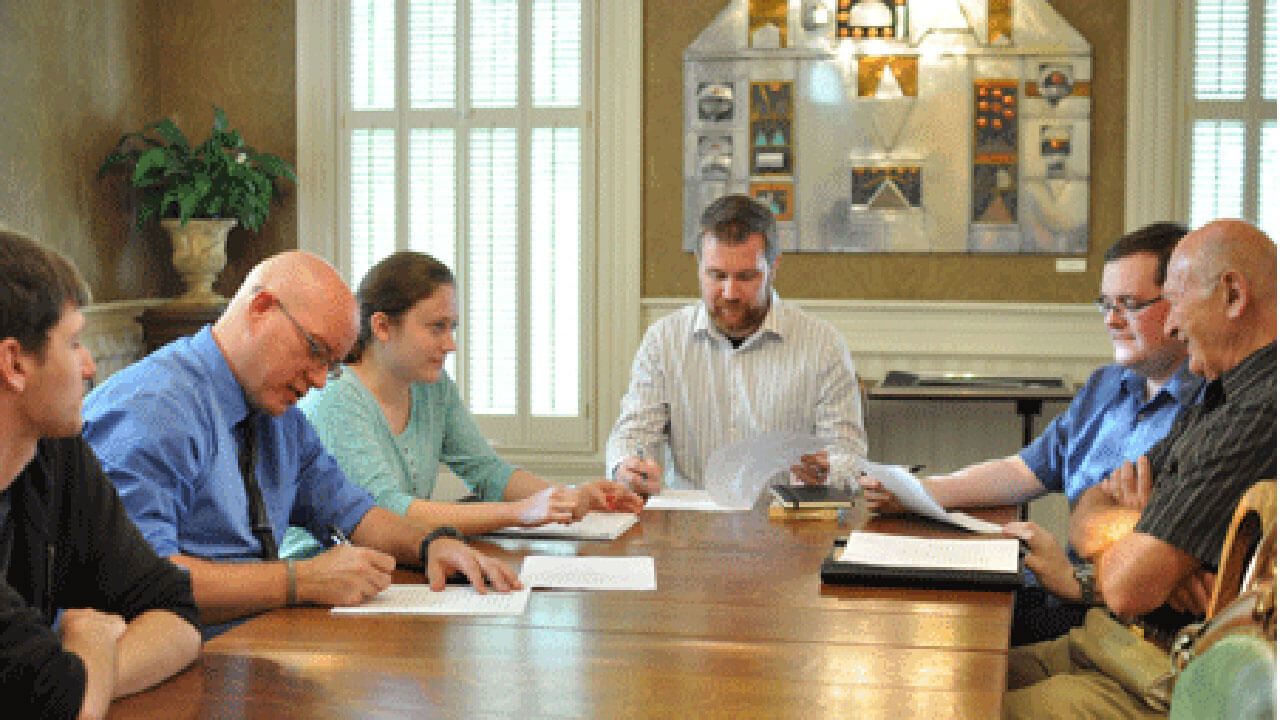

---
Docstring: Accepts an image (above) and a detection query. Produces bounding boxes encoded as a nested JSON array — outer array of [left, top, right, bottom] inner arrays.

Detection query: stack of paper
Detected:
[[837, 532, 1019, 573], [486, 512, 638, 540], [855, 459, 1003, 533], [821, 531, 1022, 588], [518, 555, 657, 591], [331, 585, 532, 616], [332, 555, 658, 616], [644, 489, 744, 512]]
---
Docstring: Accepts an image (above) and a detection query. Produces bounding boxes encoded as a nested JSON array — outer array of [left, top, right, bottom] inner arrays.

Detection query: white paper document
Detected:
[[703, 431, 827, 509], [644, 489, 744, 512], [519, 555, 657, 591], [838, 532, 1020, 574], [856, 459, 1003, 534], [488, 512, 639, 540], [331, 585, 532, 616]]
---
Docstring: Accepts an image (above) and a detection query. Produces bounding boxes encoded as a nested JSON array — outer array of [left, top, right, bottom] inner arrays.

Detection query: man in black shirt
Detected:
[[1002, 219, 1277, 719], [0, 231, 200, 720]]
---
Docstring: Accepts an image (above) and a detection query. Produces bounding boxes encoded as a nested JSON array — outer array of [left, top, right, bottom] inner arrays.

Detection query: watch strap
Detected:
[[1073, 562, 1099, 605], [419, 526, 464, 568]]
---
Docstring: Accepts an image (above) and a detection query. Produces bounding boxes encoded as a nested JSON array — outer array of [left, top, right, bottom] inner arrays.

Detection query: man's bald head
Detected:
[[1163, 219, 1277, 380], [214, 251, 358, 415], [1174, 220, 1276, 307]]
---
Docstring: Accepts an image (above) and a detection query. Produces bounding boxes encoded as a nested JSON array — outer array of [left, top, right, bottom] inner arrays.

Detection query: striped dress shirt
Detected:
[[606, 294, 867, 487], [1135, 342, 1277, 569]]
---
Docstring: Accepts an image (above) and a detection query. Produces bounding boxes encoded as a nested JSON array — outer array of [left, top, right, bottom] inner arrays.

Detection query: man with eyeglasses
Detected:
[[1001, 221, 1275, 719], [83, 251, 520, 635], [859, 222, 1202, 645]]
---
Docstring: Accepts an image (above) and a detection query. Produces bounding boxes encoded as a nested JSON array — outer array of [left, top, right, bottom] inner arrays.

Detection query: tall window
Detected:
[[1185, 0, 1277, 236], [343, 0, 593, 449]]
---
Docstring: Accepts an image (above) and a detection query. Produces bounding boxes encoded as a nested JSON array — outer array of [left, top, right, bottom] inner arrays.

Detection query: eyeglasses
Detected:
[[1094, 295, 1164, 316], [274, 298, 343, 379]]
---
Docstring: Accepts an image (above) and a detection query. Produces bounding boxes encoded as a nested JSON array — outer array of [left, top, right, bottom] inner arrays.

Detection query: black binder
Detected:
[[769, 483, 856, 509], [820, 537, 1024, 589]]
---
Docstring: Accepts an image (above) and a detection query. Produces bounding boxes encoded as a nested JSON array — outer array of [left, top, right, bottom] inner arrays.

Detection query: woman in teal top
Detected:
[[282, 252, 641, 557]]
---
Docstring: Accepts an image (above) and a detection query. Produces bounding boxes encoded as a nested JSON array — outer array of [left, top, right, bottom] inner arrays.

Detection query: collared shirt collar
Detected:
[[1153, 363, 1204, 407], [1217, 341, 1278, 404], [191, 326, 254, 427], [1120, 362, 1202, 409], [692, 289, 785, 348]]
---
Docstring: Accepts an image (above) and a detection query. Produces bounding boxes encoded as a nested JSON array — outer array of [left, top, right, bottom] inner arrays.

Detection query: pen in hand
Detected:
[[631, 444, 654, 497], [326, 523, 351, 547]]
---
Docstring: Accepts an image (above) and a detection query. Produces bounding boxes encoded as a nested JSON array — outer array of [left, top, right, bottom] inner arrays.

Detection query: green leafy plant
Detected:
[[97, 106, 297, 232]]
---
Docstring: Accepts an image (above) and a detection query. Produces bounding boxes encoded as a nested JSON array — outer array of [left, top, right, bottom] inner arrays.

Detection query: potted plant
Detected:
[[98, 106, 297, 305]]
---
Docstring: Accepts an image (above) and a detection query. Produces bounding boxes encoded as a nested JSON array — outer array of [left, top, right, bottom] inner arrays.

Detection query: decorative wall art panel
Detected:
[[683, 0, 1092, 254]]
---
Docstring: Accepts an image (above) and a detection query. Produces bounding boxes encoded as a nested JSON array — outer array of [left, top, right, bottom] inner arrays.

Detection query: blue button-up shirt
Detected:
[[82, 327, 376, 561], [1019, 363, 1202, 502]]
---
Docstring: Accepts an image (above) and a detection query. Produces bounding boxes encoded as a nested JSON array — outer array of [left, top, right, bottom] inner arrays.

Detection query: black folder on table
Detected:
[[820, 536, 1023, 590], [769, 483, 856, 509]]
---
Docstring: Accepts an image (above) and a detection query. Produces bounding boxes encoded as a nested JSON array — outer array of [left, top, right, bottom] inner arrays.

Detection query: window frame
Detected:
[[296, 1, 643, 477], [1126, 0, 1276, 231]]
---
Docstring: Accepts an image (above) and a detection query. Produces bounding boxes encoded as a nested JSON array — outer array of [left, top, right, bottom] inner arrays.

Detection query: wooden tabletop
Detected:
[[108, 503, 1015, 719]]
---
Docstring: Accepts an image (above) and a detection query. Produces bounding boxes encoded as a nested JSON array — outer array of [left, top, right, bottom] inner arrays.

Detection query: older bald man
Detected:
[[84, 252, 519, 633], [1002, 219, 1277, 720]]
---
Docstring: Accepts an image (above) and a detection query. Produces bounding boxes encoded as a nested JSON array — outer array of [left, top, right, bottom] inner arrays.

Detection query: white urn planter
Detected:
[[160, 218, 237, 306]]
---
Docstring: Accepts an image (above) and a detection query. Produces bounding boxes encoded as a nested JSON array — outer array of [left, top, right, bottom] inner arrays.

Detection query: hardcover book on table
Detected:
[[769, 483, 857, 508]]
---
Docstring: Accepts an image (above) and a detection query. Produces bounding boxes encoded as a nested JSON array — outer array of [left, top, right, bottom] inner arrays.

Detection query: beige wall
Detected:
[[4, 1, 1126, 305], [0, 0, 168, 300], [0, 0, 296, 302], [152, 0, 297, 296], [643, 0, 1129, 302]]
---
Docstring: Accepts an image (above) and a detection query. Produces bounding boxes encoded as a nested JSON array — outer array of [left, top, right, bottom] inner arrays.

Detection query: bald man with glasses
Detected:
[[83, 252, 519, 635], [859, 222, 1202, 645]]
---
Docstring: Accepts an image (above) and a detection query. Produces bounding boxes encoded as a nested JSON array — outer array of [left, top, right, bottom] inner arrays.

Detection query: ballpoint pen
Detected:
[[326, 523, 351, 547], [632, 444, 653, 496]]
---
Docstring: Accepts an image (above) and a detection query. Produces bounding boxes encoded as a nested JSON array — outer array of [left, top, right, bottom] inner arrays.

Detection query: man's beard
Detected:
[[711, 297, 769, 338]]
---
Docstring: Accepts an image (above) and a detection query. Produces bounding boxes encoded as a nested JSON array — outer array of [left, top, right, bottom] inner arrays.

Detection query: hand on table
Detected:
[[424, 538, 521, 593], [857, 474, 913, 514], [514, 486, 578, 526], [1002, 521, 1079, 602], [59, 608, 127, 720], [574, 479, 645, 515], [298, 544, 395, 606], [616, 456, 662, 497], [790, 451, 830, 486]]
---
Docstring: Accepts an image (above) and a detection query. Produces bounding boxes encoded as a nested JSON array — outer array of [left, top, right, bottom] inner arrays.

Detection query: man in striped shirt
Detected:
[[1003, 219, 1277, 719], [606, 194, 867, 494]]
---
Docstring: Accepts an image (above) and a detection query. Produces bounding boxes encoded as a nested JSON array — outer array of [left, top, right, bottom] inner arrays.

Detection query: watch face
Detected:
[[1073, 563, 1097, 603]]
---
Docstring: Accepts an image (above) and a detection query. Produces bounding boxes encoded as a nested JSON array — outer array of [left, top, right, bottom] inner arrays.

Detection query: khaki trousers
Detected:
[[1003, 610, 1170, 720]]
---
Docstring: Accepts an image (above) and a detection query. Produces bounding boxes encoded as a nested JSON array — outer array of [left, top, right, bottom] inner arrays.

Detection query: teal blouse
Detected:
[[280, 369, 515, 558]]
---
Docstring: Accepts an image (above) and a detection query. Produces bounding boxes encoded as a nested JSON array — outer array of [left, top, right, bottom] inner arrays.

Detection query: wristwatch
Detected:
[[1073, 562, 1099, 605], [420, 526, 464, 568]]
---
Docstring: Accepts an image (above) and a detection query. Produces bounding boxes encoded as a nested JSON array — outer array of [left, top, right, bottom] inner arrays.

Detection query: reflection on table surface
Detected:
[[109, 501, 1016, 720]]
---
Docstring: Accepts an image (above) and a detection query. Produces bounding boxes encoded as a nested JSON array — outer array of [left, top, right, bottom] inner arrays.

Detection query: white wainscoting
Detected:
[[640, 297, 1110, 466], [641, 298, 1111, 540]]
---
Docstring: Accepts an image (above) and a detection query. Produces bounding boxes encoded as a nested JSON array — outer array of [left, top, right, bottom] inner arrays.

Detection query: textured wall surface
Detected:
[[0, 0, 174, 301], [644, 0, 1128, 301], [4, 1, 1124, 304], [0, 0, 296, 301]]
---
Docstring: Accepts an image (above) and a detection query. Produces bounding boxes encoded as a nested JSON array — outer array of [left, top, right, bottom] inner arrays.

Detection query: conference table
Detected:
[[108, 501, 1016, 719]]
